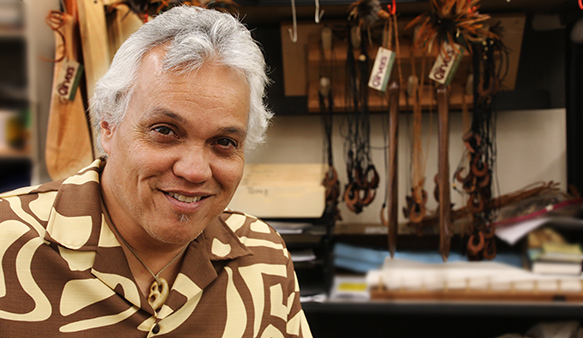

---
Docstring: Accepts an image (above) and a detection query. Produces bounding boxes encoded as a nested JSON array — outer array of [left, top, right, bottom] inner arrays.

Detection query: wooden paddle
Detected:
[[77, 0, 142, 157], [386, 81, 399, 257], [45, 4, 94, 180], [436, 85, 452, 262]]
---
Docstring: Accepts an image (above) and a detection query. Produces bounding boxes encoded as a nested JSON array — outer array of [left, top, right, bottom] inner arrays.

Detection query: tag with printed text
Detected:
[[368, 47, 395, 92], [55, 58, 84, 101], [429, 42, 464, 85]]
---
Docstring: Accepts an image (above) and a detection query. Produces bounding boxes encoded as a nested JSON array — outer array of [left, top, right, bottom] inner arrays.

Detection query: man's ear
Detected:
[[100, 121, 115, 155]]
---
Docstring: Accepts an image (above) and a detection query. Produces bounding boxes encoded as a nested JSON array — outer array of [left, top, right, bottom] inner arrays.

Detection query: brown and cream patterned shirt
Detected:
[[0, 159, 312, 337]]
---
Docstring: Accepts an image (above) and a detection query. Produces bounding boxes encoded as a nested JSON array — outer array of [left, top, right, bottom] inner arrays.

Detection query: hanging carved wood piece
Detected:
[[436, 85, 452, 261], [384, 81, 400, 257]]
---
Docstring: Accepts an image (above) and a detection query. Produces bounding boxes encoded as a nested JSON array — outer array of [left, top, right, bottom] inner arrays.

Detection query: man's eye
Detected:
[[216, 138, 237, 148], [153, 126, 174, 135]]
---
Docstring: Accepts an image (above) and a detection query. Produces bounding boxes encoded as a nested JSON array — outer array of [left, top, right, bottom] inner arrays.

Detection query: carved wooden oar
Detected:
[[386, 81, 399, 257], [45, 6, 94, 180], [436, 85, 452, 262]]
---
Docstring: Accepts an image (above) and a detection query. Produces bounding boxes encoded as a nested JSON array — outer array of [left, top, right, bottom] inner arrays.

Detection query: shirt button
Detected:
[[152, 323, 160, 334]]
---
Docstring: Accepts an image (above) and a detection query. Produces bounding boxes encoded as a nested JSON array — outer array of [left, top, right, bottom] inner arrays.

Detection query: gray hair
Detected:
[[90, 6, 272, 150]]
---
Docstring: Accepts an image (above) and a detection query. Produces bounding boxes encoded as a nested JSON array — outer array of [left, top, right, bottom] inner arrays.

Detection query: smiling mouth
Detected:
[[167, 192, 205, 203]]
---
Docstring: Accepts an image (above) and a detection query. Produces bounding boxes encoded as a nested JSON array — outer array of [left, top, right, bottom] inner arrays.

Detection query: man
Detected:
[[0, 6, 312, 337]]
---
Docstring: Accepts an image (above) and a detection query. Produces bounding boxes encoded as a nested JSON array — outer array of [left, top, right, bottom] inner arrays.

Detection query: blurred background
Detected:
[[1, 0, 583, 337]]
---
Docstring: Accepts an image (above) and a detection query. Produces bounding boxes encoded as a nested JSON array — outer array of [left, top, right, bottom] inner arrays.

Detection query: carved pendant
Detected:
[[148, 278, 169, 312]]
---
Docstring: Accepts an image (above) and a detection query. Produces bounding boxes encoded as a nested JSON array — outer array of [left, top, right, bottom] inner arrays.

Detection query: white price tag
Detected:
[[429, 42, 463, 85], [368, 47, 395, 92], [55, 58, 84, 101]]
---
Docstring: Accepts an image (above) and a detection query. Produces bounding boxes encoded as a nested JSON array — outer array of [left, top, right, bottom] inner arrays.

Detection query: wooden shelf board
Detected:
[[0, 27, 25, 39], [307, 80, 472, 113], [282, 13, 525, 108], [370, 288, 583, 303]]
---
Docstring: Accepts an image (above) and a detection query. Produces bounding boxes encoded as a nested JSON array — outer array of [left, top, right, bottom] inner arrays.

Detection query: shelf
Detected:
[[0, 149, 29, 158], [307, 79, 472, 113], [302, 299, 583, 317], [302, 298, 583, 338], [0, 27, 25, 39], [293, 259, 326, 268], [281, 13, 525, 113]]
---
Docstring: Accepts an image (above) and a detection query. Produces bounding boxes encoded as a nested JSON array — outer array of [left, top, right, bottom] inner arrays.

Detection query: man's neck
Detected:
[[100, 189, 189, 297]]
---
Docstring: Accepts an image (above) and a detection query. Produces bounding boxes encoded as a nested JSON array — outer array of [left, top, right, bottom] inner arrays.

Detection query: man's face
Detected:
[[100, 46, 250, 247]]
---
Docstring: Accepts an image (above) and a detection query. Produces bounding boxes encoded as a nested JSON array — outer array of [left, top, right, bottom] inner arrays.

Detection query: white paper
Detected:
[[290, 249, 317, 262], [229, 163, 326, 218], [495, 217, 551, 245]]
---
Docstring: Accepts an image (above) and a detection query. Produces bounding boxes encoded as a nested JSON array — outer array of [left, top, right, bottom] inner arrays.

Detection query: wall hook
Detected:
[[315, 0, 324, 23], [387, 0, 396, 15], [288, 0, 298, 42]]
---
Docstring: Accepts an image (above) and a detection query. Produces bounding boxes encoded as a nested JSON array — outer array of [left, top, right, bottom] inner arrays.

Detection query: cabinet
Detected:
[[0, 0, 33, 192], [303, 300, 583, 338], [276, 210, 336, 297], [0, 0, 61, 192]]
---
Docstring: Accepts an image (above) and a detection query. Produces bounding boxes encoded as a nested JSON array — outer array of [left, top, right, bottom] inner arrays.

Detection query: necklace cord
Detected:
[[101, 199, 188, 285]]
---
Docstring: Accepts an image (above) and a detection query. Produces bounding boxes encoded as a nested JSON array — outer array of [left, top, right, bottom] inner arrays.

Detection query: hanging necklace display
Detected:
[[405, 0, 496, 261], [319, 26, 342, 222], [102, 201, 188, 312], [342, 2, 380, 214], [402, 34, 432, 231], [454, 27, 506, 260], [342, 19, 363, 214], [321, 78, 341, 221]]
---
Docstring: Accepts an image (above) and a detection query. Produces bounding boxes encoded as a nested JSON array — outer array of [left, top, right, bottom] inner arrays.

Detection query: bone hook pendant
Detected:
[[148, 278, 169, 311]]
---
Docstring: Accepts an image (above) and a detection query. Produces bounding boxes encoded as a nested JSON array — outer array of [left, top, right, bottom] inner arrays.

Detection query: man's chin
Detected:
[[144, 216, 206, 245], [151, 230, 200, 246], [178, 213, 190, 223]]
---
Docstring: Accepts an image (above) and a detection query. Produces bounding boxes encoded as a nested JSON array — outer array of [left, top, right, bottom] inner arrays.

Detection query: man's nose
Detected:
[[172, 146, 212, 183]]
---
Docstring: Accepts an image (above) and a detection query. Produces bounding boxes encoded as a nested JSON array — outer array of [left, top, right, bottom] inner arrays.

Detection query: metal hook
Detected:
[[314, 0, 324, 23], [288, 0, 298, 42], [387, 0, 396, 15]]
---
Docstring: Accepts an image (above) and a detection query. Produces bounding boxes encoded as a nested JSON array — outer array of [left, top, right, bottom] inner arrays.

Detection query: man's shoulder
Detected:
[[0, 181, 64, 239], [0, 180, 62, 223], [0, 159, 103, 228], [0, 180, 62, 204], [0, 182, 62, 208]]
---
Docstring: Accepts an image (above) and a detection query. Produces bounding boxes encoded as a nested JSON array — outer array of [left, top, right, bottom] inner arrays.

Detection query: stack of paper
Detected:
[[529, 243, 583, 276], [367, 258, 583, 294]]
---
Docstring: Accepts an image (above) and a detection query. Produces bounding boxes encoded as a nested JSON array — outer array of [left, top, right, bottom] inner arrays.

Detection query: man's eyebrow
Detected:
[[219, 126, 247, 139], [146, 108, 247, 138], [145, 107, 186, 123]]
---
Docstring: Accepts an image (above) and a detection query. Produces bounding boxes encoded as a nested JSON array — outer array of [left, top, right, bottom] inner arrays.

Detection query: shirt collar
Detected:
[[44, 158, 106, 251]]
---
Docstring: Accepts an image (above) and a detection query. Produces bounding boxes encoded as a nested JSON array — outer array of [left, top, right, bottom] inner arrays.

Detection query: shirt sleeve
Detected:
[[283, 247, 313, 338]]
